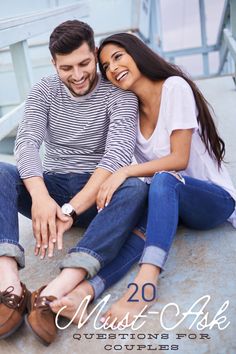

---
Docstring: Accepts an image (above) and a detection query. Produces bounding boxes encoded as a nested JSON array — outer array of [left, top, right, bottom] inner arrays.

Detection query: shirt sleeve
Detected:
[[97, 88, 138, 173], [14, 78, 51, 179], [164, 78, 199, 136]]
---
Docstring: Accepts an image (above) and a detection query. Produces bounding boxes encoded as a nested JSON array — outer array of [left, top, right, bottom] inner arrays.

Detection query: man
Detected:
[[0, 20, 147, 344]]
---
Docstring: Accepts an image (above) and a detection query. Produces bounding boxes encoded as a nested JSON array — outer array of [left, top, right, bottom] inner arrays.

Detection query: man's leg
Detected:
[[61, 177, 148, 276], [40, 177, 148, 301], [0, 162, 33, 339], [50, 229, 146, 322], [0, 162, 30, 295]]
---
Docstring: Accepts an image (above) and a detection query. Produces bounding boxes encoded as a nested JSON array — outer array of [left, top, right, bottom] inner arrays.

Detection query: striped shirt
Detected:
[[15, 74, 138, 178]]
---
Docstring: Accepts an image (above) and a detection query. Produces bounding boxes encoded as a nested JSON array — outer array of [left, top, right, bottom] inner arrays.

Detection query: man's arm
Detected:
[[14, 78, 68, 257], [68, 88, 138, 214]]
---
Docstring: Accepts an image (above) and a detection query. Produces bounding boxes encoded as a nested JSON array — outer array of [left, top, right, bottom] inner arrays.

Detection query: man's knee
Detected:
[[0, 162, 19, 182], [120, 177, 148, 199]]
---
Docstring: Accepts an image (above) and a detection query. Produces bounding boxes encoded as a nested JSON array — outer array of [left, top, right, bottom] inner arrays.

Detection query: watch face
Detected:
[[62, 203, 74, 215]]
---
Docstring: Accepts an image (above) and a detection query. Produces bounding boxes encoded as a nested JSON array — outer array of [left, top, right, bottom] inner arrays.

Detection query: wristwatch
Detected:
[[61, 203, 77, 222]]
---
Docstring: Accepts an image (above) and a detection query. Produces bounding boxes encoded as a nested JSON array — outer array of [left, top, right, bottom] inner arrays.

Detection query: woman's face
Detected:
[[99, 43, 141, 91]]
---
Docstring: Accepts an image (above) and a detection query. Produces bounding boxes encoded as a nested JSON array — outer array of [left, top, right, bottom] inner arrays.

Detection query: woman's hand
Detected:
[[96, 168, 128, 210]]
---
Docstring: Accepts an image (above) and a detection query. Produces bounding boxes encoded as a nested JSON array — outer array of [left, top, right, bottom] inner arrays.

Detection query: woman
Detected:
[[94, 32, 236, 324]]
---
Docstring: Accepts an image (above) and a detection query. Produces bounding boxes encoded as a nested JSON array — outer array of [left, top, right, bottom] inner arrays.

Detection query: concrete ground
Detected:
[[0, 75, 236, 354]]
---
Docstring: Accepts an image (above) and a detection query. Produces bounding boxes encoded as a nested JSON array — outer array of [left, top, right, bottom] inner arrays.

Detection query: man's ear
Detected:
[[51, 58, 56, 67]]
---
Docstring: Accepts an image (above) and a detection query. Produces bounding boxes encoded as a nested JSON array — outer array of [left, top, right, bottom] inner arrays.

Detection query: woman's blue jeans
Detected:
[[139, 172, 235, 269], [89, 171, 235, 299]]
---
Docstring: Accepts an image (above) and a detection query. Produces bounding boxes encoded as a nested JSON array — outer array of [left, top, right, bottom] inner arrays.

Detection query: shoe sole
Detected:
[[24, 315, 50, 346], [0, 317, 24, 340]]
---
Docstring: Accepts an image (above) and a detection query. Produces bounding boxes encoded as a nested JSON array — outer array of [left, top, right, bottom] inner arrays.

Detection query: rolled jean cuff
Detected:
[[0, 241, 25, 269], [139, 245, 168, 271], [60, 251, 101, 278], [88, 275, 105, 300]]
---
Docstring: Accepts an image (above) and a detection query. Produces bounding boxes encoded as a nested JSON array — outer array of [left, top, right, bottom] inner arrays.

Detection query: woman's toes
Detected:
[[100, 311, 111, 323]]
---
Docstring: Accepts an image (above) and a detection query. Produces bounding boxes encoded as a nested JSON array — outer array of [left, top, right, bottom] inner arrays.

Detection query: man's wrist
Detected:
[[61, 203, 77, 222]]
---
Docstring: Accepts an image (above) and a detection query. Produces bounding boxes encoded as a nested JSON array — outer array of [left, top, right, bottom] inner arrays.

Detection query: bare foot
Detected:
[[0, 257, 22, 296], [50, 280, 94, 324], [40, 267, 87, 298], [100, 265, 160, 327]]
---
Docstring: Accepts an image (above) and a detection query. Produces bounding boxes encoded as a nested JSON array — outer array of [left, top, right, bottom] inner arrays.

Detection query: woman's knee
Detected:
[[149, 171, 183, 198]]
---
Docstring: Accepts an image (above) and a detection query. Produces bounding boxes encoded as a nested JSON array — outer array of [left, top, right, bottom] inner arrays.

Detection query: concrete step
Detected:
[[0, 75, 236, 353]]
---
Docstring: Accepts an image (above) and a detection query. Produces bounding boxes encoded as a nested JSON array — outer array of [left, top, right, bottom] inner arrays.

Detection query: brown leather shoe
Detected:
[[25, 286, 57, 346], [0, 283, 31, 339]]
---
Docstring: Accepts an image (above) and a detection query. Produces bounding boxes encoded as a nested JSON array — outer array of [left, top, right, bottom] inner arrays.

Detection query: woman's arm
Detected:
[[96, 128, 193, 209]]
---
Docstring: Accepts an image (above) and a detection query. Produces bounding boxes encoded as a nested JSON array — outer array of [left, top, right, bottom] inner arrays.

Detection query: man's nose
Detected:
[[72, 67, 83, 81]]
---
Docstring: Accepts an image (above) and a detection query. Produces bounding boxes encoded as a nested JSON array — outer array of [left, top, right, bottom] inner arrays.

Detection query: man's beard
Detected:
[[67, 72, 97, 97]]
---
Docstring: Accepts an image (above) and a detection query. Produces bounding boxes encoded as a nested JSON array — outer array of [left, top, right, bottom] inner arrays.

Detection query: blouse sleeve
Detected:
[[164, 77, 199, 136]]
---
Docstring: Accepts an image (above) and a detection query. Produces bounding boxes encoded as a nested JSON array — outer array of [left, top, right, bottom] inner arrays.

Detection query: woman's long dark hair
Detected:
[[98, 33, 225, 166]]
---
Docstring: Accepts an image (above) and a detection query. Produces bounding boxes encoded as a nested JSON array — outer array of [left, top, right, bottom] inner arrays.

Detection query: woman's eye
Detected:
[[114, 53, 122, 60], [103, 64, 108, 72]]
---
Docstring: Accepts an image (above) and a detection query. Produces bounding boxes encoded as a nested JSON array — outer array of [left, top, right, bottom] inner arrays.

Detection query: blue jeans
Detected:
[[0, 162, 148, 280], [138, 172, 235, 269]]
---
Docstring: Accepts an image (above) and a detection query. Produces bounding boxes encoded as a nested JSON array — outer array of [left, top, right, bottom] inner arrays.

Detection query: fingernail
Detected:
[[98, 208, 103, 213], [52, 239, 56, 243], [37, 244, 40, 248], [100, 317, 105, 323], [44, 245, 48, 249], [105, 202, 109, 207]]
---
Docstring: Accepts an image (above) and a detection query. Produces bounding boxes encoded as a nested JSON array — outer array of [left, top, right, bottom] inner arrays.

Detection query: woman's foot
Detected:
[[50, 280, 94, 324], [100, 265, 160, 327]]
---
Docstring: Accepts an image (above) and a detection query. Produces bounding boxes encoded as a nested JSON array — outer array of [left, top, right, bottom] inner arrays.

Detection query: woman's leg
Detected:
[[102, 172, 235, 324]]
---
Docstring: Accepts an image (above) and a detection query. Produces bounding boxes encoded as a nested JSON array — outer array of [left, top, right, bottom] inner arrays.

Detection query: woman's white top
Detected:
[[134, 76, 236, 227]]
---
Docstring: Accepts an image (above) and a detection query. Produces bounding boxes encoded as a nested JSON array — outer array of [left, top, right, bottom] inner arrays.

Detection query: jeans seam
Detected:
[[0, 239, 24, 252], [69, 247, 104, 266]]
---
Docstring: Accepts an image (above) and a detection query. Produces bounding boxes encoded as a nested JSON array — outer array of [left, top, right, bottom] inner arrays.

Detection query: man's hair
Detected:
[[49, 20, 95, 58]]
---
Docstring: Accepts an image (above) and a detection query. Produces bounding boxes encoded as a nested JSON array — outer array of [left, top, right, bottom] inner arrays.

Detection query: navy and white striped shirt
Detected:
[[15, 74, 138, 178]]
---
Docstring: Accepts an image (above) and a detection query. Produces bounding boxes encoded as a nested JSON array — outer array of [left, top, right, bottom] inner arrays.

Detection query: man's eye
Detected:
[[80, 61, 90, 67]]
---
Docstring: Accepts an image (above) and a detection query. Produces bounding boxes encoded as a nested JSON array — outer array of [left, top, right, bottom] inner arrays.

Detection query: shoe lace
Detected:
[[36, 296, 54, 313], [0, 286, 20, 309]]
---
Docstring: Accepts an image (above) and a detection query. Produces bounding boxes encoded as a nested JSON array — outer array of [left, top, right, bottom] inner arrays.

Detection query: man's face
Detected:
[[53, 42, 98, 97]]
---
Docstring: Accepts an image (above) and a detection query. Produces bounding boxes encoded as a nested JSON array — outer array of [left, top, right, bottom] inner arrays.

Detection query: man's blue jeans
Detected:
[[139, 172, 235, 269], [0, 162, 148, 281]]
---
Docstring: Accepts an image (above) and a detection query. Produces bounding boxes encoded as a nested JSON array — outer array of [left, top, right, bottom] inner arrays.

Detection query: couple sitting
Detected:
[[0, 20, 235, 346]]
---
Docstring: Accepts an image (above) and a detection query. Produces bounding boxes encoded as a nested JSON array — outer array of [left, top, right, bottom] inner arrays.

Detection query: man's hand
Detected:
[[32, 194, 69, 259]]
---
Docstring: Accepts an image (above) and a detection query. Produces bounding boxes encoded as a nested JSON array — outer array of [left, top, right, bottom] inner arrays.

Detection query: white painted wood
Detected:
[[0, 102, 24, 141], [10, 41, 33, 100], [0, 3, 89, 48]]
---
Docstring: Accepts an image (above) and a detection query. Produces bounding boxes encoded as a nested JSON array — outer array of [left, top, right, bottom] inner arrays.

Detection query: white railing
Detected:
[[0, 2, 89, 142]]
